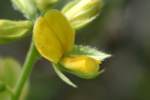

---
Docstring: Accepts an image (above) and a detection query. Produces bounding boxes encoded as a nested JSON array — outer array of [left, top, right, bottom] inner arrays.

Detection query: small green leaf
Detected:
[[66, 45, 111, 61], [0, 20, 32, 44], [52, 64, 77, 88]]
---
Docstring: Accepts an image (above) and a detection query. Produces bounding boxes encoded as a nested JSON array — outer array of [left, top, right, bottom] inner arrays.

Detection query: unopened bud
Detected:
[[62, 0, 103, 29], [0, 20, 32, 44]]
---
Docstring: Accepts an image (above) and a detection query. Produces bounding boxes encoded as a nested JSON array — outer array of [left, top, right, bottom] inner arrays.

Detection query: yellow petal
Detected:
[[33, 17, 62, 63], [61, 55, 101, 79], [44, 10, 75, 52], [33, 10, 75, 63]]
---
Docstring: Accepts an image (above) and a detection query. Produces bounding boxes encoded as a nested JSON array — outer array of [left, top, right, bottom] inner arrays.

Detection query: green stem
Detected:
[[12, 42, 39, 100]]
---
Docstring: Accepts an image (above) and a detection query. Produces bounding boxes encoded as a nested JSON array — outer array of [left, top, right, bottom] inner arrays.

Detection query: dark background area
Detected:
[[0, 0, 150, 100]]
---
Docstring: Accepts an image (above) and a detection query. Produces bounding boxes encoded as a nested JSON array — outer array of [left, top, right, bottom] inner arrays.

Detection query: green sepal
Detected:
[[0, 20, 32, 44], [52, 64, 77, 88], [65, 45, 111, 61], [11, 0, 38, 19], [62, 0, 103, 30]]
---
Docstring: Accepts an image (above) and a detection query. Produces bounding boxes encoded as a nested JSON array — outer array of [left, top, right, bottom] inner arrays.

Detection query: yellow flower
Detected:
[[33, 10, 75, 63], [33, 9, 110, 82]]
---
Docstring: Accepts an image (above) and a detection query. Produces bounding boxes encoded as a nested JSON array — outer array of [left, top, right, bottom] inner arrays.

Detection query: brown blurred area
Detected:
[[0, 0, 150, 100]]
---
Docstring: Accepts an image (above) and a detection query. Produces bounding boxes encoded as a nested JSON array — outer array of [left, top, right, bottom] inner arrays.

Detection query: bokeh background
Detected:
[[0, 0, 150, 100]]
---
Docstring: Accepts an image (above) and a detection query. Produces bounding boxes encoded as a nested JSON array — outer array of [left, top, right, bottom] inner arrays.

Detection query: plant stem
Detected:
[[12, 42, 39, 100]]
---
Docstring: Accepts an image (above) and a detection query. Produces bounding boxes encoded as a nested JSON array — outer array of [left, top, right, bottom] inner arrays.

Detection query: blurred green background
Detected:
[[0, 0, 150, 100]]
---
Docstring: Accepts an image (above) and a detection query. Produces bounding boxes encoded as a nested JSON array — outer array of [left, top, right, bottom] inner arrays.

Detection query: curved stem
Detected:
[[12, 42, 39, 100]]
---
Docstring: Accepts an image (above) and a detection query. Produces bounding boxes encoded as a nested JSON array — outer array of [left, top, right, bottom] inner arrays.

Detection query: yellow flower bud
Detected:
[[34, 0, 58, 12], [0, 20, 32, 44], [62, 0, 103, 29], [60, 55, 101, 79]]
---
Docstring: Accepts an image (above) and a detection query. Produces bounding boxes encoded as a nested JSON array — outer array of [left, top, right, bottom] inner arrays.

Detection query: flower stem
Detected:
[[12, 42, 39, 100]]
